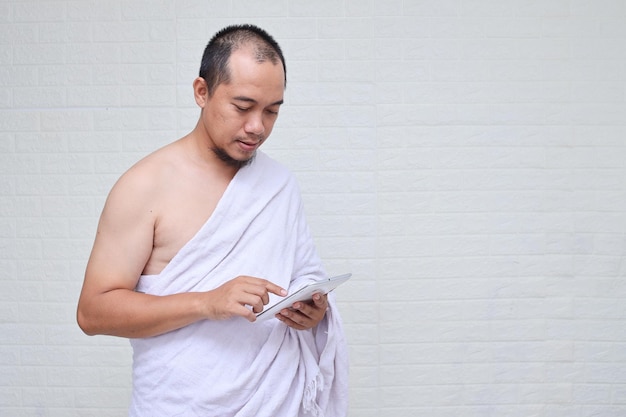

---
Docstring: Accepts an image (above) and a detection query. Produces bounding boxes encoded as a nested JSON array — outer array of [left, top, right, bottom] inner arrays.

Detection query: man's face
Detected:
[[199, 49, 285, 167]]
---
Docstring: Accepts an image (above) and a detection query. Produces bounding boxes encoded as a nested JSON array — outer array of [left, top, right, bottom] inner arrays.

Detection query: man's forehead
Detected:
[[228, 48, 285, 81]]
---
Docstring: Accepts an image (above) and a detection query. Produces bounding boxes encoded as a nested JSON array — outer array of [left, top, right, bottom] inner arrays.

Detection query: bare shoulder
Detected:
[[96, 141, 185, 243], [112, 142, 181, 196]]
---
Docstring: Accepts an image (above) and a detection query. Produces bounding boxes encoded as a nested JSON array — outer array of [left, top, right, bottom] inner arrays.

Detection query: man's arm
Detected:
[[76, 170, 285, 339]]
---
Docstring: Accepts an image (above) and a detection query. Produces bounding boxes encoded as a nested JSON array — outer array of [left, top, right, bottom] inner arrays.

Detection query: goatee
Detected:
[[211, 146, 255, 169]]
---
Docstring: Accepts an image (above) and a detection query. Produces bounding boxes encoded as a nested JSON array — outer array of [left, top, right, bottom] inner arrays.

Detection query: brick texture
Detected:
[[1, 1, 626, 416]]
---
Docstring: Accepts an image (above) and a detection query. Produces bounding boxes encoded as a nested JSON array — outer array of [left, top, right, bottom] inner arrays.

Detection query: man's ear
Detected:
[[193, 77, 208, 107]]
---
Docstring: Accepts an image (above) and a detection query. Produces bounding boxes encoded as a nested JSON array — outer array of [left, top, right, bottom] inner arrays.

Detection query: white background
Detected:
[[1, 1, 626, 416]]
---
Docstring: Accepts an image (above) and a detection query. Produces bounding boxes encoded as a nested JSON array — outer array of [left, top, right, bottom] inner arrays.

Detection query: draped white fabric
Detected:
[[129, 151, 349, 417]]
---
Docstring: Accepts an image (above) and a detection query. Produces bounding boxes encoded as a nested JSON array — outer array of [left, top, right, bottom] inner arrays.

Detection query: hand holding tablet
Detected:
[[256, 273, 352, 322]]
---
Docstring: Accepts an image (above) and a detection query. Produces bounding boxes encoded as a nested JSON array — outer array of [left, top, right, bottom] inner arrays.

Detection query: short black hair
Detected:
[[198, 24, 286, 97]]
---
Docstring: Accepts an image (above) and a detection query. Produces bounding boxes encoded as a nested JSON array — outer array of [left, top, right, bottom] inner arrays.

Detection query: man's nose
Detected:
[[244, 113, 265, 136]]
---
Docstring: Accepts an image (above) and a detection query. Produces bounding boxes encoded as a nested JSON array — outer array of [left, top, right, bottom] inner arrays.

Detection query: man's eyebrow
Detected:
[[233, 96, 284, 106]]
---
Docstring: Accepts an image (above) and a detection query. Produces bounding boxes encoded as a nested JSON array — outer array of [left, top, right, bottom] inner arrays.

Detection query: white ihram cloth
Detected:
[[129, 151, 349, 417]]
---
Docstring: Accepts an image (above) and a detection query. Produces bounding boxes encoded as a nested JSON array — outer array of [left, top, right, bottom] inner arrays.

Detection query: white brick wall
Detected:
[[1, 1, 625, 416]]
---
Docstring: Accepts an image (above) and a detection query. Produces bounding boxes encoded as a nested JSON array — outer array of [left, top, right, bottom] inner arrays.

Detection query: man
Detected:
[[77, 24, 348, 416]]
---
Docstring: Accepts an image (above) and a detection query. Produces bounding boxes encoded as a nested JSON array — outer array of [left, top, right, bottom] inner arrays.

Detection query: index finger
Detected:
[[239, 276, 287, 298], [263, 280, 287, 297]]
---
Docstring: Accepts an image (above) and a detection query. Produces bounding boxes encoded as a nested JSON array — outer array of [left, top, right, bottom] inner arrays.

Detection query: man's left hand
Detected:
[[276, 293, 328, 330]]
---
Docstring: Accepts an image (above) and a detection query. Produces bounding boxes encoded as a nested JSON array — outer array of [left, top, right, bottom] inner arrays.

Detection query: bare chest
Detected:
[[143, 179, 229, 275]]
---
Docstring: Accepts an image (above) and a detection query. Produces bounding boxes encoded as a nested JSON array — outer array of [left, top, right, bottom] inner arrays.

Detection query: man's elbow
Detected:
[[76, 304, 99, 336]]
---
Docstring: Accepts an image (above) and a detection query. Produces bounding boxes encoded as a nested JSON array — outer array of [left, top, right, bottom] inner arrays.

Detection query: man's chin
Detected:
[[212, 147, 255, 169]]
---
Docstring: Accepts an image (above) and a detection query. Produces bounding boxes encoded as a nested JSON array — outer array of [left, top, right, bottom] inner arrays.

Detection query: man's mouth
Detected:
[[237, 138, 263, 152]]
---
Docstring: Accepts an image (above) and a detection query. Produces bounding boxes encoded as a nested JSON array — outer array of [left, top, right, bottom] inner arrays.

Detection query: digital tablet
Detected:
[[255, 273, 352, 322]]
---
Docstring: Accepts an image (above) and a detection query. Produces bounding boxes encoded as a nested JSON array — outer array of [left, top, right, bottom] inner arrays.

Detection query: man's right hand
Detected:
[[206, 276, 287, 322]]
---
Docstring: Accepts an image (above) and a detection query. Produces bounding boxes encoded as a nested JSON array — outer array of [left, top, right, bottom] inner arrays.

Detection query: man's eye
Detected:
[[235, 105, 250, 112]]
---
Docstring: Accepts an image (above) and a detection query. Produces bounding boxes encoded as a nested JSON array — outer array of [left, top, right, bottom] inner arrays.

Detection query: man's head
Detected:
[[193, 25, 286, 169], [199, 24, 286, 98]]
